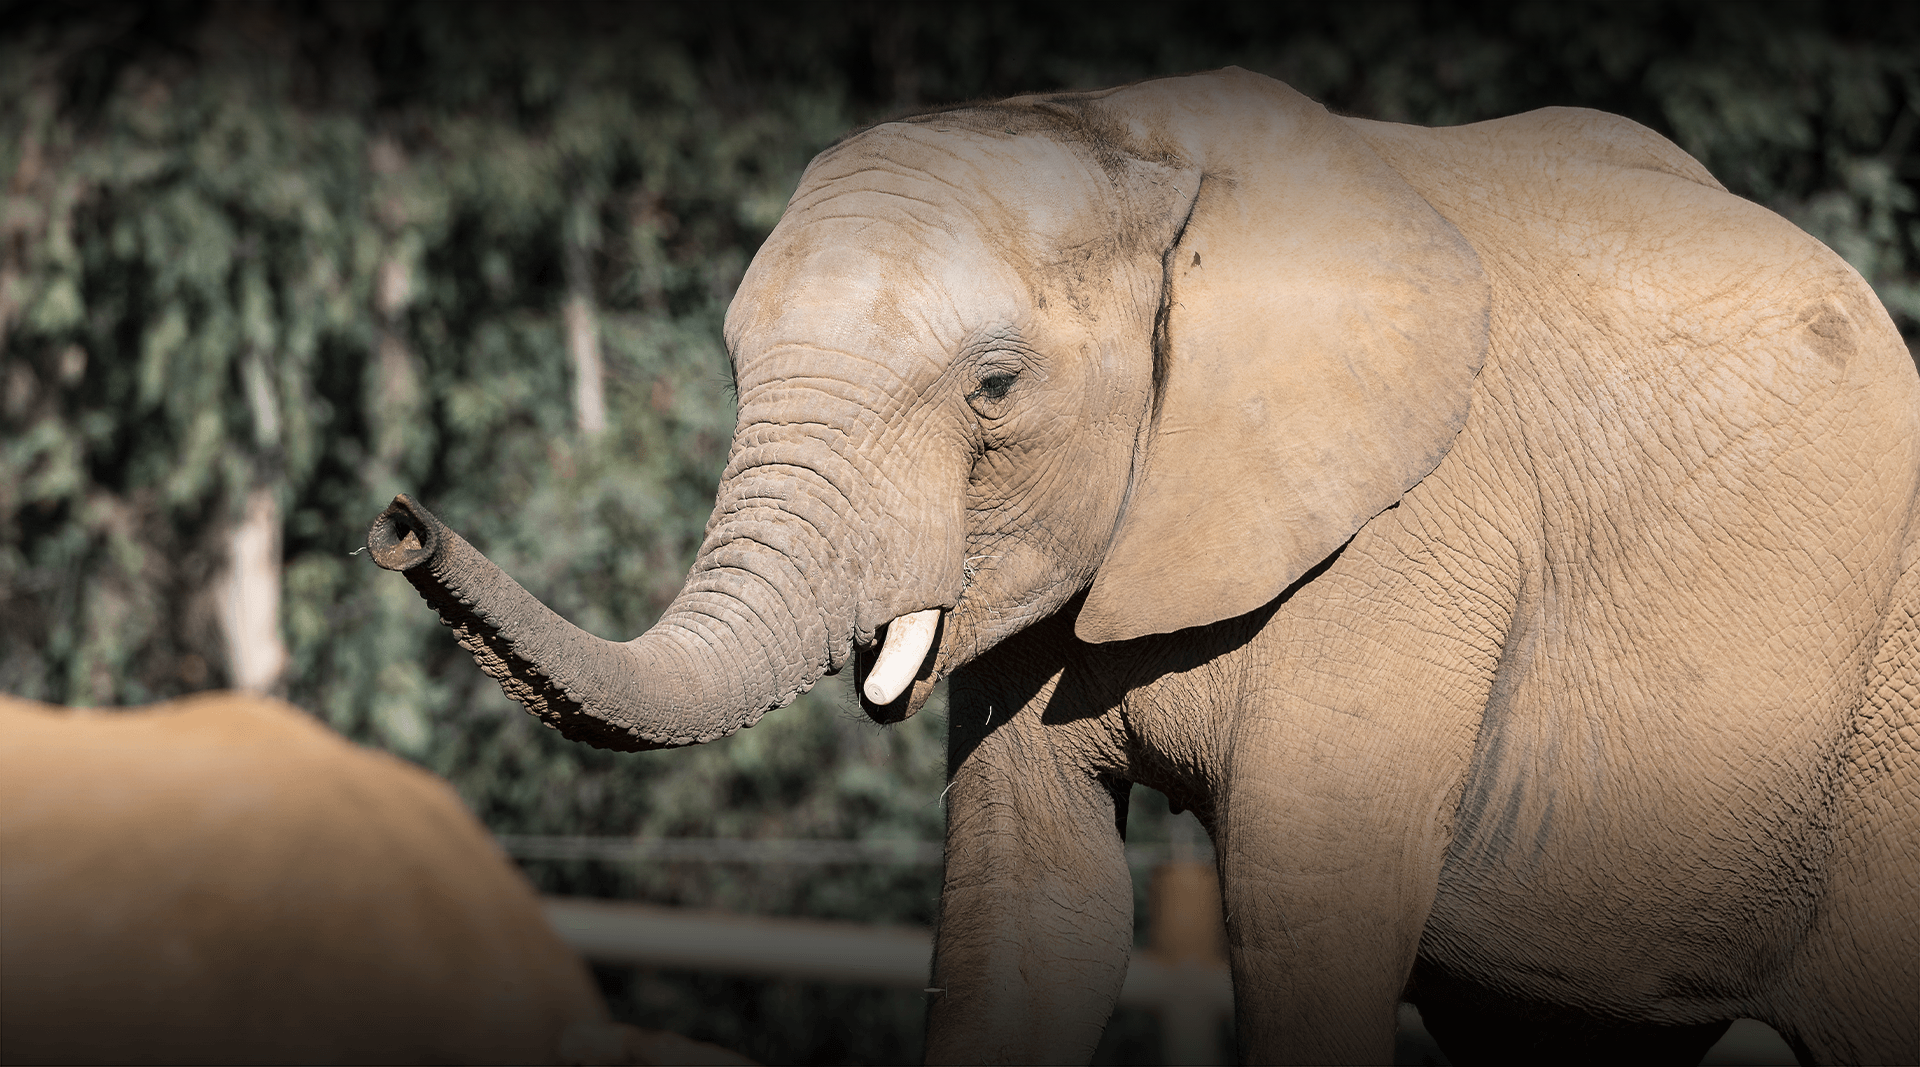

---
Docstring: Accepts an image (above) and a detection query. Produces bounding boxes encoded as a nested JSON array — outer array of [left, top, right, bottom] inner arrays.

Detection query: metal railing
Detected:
[[498, 834, 1212, 868], [539, 896, 1233, 1011], [511, 833, 1233, 1064]]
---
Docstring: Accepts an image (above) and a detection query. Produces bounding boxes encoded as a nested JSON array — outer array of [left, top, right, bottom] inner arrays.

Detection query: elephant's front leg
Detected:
[[1217, 686, 1478, 1066], [926, 651, 1135, 1065]]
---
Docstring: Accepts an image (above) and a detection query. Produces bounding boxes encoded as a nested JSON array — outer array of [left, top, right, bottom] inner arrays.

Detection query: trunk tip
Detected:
[[367, 494, 443, 572]]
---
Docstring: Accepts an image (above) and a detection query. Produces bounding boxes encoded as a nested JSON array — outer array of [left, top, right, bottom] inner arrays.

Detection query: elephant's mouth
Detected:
[[854, 609, 944, 723], [850, 540, 1068, 723]]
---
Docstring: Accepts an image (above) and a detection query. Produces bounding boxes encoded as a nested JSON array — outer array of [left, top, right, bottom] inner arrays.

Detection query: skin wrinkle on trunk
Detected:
[[698, 485, 859, 666], [729, 373, 971, 644]]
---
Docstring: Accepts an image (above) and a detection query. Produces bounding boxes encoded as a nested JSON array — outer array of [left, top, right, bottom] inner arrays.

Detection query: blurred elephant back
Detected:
[[0, 691, 634, 1065]]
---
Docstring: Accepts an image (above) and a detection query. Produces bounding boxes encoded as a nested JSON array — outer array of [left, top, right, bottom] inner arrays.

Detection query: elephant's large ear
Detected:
[[1075, 69, 1489, 643]]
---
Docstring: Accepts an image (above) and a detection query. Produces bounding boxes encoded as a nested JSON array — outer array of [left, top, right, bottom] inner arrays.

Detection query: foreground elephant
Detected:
[[0, 692, 747, 1066], [369, 69, 1920, 1063]]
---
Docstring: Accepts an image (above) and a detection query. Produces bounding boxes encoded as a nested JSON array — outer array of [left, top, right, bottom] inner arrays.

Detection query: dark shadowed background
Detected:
[[3, 2, 1916, 1063]]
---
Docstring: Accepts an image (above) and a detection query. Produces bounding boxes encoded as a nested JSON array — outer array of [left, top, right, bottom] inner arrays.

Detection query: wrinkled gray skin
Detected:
[[370, 69, 1920, 1064]]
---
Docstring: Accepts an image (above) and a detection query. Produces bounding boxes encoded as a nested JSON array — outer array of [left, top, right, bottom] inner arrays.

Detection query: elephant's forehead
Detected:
[[725, 122, 1134, 391], [799, 121, 1106, 239], [726, 125, 1116, 378], [729, 220, 1025, 385]]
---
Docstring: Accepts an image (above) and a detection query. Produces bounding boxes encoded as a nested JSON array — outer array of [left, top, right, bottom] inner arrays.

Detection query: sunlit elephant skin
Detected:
[[370, 68, 1920, 1064], [0, 691, 744, 1066]]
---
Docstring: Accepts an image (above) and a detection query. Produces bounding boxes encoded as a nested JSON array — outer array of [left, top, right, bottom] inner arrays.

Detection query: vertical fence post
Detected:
[[1147, 817, 1229, 1065]]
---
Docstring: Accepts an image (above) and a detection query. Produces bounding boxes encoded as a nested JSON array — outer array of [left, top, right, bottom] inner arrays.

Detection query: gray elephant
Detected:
[[369, 69, 1920, 1064]]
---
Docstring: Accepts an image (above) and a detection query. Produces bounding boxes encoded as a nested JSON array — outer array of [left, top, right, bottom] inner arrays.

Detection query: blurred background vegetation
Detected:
[[3, 1, 1917, 1062]]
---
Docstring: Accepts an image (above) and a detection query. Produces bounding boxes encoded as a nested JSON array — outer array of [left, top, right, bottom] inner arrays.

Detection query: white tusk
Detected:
[[863, 608, 941, 705]]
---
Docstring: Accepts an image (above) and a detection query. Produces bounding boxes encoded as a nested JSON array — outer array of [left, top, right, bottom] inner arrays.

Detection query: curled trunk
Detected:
[[366, 494, 832, 751]]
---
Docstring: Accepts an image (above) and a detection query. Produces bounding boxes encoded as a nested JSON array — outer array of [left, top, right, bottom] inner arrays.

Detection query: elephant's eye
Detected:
[[966, 363, 1021, 419], [975, 373, 1016, 401]]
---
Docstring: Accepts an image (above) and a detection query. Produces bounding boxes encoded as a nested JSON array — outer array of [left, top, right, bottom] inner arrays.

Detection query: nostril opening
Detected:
[[367, 496, 438, 571]]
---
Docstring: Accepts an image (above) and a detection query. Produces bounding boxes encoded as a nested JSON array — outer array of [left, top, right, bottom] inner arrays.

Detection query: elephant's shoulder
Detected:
[[1348, 107, 1724, 194]]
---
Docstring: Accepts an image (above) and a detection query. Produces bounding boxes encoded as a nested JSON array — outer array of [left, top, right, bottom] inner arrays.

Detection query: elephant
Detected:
[[367, 68, 1920, 1064], [0, 691, 751, 1066]]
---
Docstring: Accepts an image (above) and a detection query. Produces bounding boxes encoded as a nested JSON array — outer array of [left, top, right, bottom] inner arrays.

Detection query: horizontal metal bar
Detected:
[[502, 835, 1213, 867], [502, 835, 942, 865], [539, 897, 1233, 1012]]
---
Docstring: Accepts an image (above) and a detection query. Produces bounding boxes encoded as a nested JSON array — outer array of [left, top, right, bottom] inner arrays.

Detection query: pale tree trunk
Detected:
[[372, 253, 421, 473], [216, 347, 288, 695], [0, 82, 53, 344], [215, 486, 288, 694], [563, 195, 606, 437], [368, 134, 423, 489]]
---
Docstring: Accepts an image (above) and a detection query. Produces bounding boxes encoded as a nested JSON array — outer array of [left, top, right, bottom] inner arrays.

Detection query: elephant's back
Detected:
[[1353, 107, 1918, 418], [0, 691, 606, 1065]]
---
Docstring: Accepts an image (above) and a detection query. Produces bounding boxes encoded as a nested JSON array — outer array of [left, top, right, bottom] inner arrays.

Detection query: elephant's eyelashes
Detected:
[[968, 373, 1018, 419], [976, 374, 1016, 400]]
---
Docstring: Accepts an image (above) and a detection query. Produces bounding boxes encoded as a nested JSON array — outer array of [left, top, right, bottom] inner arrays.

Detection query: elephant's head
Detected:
[[367, 68, 1488, 748]]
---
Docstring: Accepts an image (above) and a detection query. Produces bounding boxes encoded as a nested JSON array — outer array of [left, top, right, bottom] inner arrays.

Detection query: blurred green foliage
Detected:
[[3, 3, 1918, 1062]]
